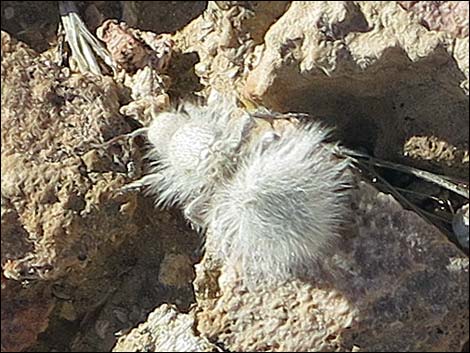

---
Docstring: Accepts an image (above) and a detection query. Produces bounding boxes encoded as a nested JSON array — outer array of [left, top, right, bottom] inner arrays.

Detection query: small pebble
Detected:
[[453, 203, 469, 249]]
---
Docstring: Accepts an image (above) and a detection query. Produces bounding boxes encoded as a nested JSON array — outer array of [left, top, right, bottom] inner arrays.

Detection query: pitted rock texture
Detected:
[[1, 31, 138, 351], [177, 1, 468, 177], [112, 304, 216, 352], [398, 1, 469, 38], [1, 29, 199, 352], [242, 1, 469, 177], [1, 30, 138, 282], [192, 181, 469, 352]]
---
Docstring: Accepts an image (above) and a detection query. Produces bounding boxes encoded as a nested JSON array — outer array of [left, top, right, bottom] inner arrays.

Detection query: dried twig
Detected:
[[59, 1, 116, 75]]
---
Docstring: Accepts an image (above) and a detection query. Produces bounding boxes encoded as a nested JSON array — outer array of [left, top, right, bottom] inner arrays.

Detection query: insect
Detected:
[[133, 93, 352, 285]]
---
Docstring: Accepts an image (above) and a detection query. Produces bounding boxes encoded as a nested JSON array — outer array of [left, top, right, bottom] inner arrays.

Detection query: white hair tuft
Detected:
[[208, 123, 351, 283]]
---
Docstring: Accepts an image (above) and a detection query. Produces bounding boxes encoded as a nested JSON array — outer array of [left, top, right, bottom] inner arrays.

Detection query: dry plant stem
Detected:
[[393, 185, 451, 205], [391, 186, 455, 222], [94, 127, 149, 149], [357, 160, 453, 237], [341, 147, 469, 199], [59, 1, 116, 75]]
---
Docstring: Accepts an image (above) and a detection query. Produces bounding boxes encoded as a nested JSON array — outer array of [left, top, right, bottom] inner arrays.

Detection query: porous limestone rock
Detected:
[[1, 30, 138, 282], [176, 1, 468, 177], [192, 181, 469, 352], [398, 1, 469, 38], [241, 1, 469, 177], [110, 2, 468, 351], [1, 275, 55, 353], [174, 1, 290, 97], [96, 20, 174, 125], [1, 30, 139, 350], [112, 304, 216, 352]]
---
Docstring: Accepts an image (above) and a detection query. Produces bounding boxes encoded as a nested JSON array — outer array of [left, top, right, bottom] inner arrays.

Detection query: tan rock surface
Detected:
[[168, 2, 470, 177], [113, 304, 216, 352], [241, 1, 468, 176], [1, 30, 137, 282], [0, 30, 140, 351], [112, 181, 468, 352], [1, 27, 198, 351]]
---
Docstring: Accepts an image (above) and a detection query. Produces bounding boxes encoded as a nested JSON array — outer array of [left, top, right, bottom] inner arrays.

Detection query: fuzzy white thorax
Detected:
[[142, 95, 252, 227]]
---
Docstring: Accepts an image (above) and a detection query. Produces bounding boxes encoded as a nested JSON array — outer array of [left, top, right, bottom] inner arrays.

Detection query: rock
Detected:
[[193, 181, 469, 352], [1, 7, 202, 349], [1, 30, 138, 350], [119, 66, 171, 126], [175, 1, 290, 97], [241, 1, 468, 177], [171, 1, 468, 177], [120, 1, 207, 34], [112, 304, 216, 352], [158, 253, 195, 287], [398, 1, 469, 38], [97, 19, 174, 74], [1, 30, 138, 282], [1, 276, 55, 353], [95, 20, 174, 125], [453, 203, 469, 249], [403, 135, 467, 167]]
